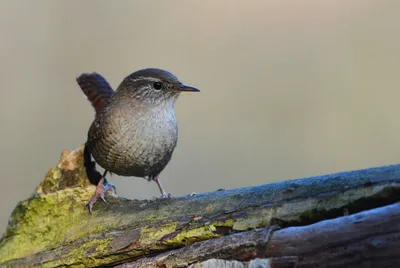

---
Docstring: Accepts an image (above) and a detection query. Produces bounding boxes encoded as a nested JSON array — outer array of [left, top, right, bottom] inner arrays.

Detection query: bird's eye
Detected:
[[153, 82, 162, 90]]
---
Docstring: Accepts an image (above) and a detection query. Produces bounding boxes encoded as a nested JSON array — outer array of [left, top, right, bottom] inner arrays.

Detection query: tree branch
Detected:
[[118, 202, 400, 267], [0, 145, 399, 267]]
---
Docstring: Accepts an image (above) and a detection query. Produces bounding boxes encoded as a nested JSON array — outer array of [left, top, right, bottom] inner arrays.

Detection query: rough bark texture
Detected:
[[0, 145, 399, 267], [118, 203, 400, 267]]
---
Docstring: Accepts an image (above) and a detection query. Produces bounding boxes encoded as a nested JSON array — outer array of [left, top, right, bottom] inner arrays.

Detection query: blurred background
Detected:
[[0, 0, 399, 235]]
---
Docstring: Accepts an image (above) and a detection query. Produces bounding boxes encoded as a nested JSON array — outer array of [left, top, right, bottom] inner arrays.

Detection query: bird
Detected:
[[76, 68, 199, 213]]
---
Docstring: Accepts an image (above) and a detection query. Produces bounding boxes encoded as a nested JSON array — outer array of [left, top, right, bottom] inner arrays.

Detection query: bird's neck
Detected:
[[110, 91, 178, 115]]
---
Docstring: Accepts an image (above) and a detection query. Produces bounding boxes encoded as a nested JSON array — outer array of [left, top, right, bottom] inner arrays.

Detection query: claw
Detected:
[[154, 176, 171, 199], [85, 196, 97, 214], [160, 192, 171, 199], [99, 193, 107, 203], [85, 177, 116, 214], [85, 201, 94, 214], [110, 184, 117, 195]]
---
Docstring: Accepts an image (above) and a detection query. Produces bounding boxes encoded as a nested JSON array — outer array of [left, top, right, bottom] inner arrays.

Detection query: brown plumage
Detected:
[[77, 73, 114, 112], [77, 68, 199, 213]]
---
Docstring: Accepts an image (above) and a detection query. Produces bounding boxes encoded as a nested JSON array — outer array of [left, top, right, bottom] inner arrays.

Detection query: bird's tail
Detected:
[[83, 142, 105, 185], [76, 73, 114, 112]]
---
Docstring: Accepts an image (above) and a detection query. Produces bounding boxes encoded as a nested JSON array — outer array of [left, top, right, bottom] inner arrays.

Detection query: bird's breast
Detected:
[[129, 109, 178, 160], [90, 105, 178, 177]]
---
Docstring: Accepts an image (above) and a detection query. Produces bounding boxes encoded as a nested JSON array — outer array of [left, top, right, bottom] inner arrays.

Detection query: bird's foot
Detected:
[[85, 177, 116, 214], [153, 176, 170, 199], [159, 192, 171, 199]]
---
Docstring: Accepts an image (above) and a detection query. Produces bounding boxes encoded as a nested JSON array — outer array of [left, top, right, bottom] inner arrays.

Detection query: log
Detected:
[[118, 202, 400, 267], [0, 145, 399, 267]]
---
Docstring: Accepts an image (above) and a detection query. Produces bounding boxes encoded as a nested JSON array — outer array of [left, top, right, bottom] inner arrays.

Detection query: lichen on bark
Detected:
[[0, 145, 399, 267]]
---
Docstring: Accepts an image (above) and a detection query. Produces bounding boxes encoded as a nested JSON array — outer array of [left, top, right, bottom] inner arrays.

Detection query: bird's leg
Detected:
[[85, 170, 116, 213], [154, 176, 170, 199]]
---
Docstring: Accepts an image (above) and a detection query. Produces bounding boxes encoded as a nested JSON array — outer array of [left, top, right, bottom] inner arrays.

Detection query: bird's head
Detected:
[[115, 68, 199, 105]]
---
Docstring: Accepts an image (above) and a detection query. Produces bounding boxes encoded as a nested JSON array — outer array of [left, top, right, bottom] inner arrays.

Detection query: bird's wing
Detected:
[[76, 73, 114, 112], [86, 104, 134, 169]]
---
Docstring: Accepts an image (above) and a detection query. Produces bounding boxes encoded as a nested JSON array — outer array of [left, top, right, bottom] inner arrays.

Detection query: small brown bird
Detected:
[[77, 68, 199, 213]]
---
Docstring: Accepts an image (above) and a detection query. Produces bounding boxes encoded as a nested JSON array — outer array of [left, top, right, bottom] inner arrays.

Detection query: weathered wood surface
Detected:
[[0, 145, 399, 267], [118, 202, 400, 268]]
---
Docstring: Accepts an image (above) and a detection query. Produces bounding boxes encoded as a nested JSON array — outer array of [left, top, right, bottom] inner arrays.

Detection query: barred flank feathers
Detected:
[[76, 73, 114, 112]]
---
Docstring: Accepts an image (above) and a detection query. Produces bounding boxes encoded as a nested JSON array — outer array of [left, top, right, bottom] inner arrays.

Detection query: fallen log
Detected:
[[119, 202, 400, 267], [0, 145, 399, 267]]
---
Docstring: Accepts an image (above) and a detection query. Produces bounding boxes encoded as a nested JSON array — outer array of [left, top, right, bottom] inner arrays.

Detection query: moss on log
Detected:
[[0, 145, 399, 267], [118, 202, 400, 267]]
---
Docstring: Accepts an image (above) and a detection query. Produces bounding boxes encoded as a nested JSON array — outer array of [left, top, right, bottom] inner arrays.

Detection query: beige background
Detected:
[[0, 1, 399, 235]]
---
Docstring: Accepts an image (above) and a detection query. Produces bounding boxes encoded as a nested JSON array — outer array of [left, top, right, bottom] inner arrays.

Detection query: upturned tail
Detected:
[[76, 73, 114, 112], [79, 73, 113, 186]]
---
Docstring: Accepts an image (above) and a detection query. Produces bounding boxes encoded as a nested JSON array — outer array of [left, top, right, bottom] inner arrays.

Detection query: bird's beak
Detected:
[[179, 84, 200, 92]]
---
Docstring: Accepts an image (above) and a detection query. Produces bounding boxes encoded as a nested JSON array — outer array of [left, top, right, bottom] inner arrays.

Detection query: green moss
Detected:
[[233, 217, 266, 231], [29, 237, 117, 268], [169, 225, 219, 246], [59, 238, 115, 267], [213, 219, 235, 227], [36, 146, 91, 195], [145, 215, 161, 221], [0, 187, 98, 262], [38, 168, 62, 194], [4, 146, 396, 267], [162, 219, 236, 247], [139, 222, 178, 244]]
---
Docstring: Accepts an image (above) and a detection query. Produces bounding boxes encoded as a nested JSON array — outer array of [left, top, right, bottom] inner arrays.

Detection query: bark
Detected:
[[118, 202, 400, 267], [0, 145, 399, 267]]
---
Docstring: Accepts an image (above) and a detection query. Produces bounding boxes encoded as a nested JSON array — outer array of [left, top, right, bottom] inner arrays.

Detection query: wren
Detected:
[[76, 68, 199, 213]]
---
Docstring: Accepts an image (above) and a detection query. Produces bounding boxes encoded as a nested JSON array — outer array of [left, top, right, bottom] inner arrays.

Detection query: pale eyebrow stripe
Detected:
[[130, 76, 161, 83]]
